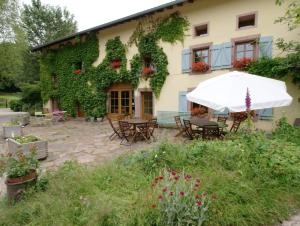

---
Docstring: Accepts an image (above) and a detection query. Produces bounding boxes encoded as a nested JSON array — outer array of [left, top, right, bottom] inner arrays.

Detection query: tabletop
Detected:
[[123, 118, 148, 124], [189, 117, 218, 127]]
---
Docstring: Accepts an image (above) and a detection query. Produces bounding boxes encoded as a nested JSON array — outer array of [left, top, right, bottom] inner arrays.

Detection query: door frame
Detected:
[[141, 91, 154, 119]]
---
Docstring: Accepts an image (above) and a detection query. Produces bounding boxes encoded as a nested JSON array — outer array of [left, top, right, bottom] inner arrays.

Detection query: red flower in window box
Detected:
[[192, 61, 210, 73], [111, 59, 121, 69], [233, 57, 253, 70], [73, 69, 81, 75], [142, 67, 154, 76]]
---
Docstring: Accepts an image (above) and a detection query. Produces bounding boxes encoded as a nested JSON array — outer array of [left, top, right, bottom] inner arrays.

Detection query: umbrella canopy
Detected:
[[186, 71, 293, 112]]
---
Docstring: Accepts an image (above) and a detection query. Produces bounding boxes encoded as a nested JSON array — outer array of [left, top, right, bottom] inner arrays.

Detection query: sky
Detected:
[[20, 0, 173, 32]]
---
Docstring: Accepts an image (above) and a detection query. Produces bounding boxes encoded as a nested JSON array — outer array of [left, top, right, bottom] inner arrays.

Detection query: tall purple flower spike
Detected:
[[245, 88, 251, 112]]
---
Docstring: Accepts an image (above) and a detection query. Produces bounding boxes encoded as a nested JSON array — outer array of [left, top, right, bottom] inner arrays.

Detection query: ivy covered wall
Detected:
[[40, 12, 189, 117]]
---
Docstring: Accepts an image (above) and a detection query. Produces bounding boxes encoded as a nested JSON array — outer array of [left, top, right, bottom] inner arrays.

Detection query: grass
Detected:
[[0, 92, 21, 108], [0, 121, 300, 225]]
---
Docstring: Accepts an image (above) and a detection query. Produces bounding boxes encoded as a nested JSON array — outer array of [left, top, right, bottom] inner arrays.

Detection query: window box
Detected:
[[192, 61, 210, 73], [111, 59, 121, 69], [233, 57, 253, 70], [142, 67, 154, 76], [190, 44, 212, 74], [73, 69, 81, 75]]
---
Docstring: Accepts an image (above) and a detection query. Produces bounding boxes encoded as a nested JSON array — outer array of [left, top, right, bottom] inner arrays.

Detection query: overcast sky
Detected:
[[20, 0, 173, 31]]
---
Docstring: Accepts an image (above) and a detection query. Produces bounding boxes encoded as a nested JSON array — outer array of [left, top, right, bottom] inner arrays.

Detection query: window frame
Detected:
[[231, 35, 260, 63], [193, 22, 209, 38], [236, 11, 258, 30], [189, 42, 212, 75]]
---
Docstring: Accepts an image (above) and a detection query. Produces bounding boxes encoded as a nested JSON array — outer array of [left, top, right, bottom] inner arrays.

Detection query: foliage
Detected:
[[0, 0, 19, 42], [6, 149, 38, 178], [14, 135, 39, 144], [275, 0, 300, 31], [272, 117, 300, 145], [9, 99, 22, 112], [192, 61, 210, 73], [151, 169, 210, 225], [1, 126, 300, 225], [40, 12, 189, 116], [21, 0, 77, 47]]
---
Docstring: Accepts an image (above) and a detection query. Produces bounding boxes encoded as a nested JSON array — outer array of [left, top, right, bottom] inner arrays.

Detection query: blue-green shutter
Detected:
[[211, 44, 222, 70], [179, 91, 188, 112], [259, 36, 273, 58], [258, 108, 273, 120], [221, 42, 232, 69], [182, 49, 191, 73]]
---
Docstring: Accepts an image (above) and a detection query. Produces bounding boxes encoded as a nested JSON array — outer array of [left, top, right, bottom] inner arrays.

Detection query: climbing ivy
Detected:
[[40, 12, 189, 117]]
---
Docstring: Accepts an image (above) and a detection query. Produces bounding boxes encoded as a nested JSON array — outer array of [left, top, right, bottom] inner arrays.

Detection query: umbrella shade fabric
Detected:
[[186, 71, 293, 112]]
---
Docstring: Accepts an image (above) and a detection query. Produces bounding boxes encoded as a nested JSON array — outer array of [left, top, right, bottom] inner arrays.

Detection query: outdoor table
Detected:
[[122, 118, 149, 143], [189, 117, 218, 128]]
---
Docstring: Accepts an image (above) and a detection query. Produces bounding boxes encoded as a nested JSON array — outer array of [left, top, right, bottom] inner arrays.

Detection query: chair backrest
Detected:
[[183, 119, 193, 139], [174, 116, 183, 129], [118, 121, 131, 136], [217, 116, 227, 124], [108, 117, 119, 132], [230, 120, 241, 133], [202, 125, 220, 140], [149, 118, 158, 128]]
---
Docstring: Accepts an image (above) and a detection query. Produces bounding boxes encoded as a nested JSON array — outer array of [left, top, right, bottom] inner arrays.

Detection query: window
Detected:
[[234, 41, 257, 60], [110, 91, 119, 113], [108, 83, 133, 116], [193, 48, 209, 63], [194, 24, 208, 37], [237, 13, 256, 29]]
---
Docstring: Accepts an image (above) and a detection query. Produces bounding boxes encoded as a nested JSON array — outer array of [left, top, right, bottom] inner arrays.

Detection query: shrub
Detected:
[[9, 99, 23, 112]]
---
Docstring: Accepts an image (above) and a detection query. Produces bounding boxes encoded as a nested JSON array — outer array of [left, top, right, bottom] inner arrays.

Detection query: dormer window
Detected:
[[237, 13, 257, 29]]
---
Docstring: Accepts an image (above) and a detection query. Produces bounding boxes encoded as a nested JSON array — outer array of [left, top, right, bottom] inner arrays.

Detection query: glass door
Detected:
[[141, 92, 153, 119]]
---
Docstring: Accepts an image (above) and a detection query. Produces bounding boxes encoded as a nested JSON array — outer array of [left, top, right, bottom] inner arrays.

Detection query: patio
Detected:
[[0, 118, 180, 171]]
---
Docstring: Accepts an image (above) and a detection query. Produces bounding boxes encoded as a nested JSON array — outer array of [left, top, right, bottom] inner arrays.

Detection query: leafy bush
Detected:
[[9, 99, 23, 112], [14, 135, 39, 144]]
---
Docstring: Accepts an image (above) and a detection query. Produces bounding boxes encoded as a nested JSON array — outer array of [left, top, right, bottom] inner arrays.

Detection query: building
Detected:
[[34, 0, 300, 129]]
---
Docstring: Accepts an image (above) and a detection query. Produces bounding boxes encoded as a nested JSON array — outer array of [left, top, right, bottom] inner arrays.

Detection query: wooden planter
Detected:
[[5, 169, 37, 203], [3, 125, 23, 138], [7, 137, 48, 160]]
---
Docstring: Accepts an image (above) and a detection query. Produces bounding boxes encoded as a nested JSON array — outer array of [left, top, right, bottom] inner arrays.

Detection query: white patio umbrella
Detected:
[[186, 71, 293, 112]]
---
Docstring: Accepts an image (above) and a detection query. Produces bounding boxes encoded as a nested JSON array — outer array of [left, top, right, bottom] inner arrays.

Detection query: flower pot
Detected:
[[192, 62, 210, 73], [111, 60, 121, 69], [5, 169, 37, 203], [3, 125, 23, 138], [7, 137, 48, 160]]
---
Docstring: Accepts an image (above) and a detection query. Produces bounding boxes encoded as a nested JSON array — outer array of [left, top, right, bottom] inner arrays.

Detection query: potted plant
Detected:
[[3, 119, 23, 138], [73, 69, 81, 75], [233, 57, 253, 70], [111, 59, 121, 69], [7, 135, 48, 160], [192, 61, 210, 73], [142, 67, 154, 76], [5, 149, 38, 203]]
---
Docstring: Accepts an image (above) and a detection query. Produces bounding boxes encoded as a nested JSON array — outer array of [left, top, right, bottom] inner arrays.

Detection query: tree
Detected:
[[21, 0, 77, 47], [0, 0, 19, 42]]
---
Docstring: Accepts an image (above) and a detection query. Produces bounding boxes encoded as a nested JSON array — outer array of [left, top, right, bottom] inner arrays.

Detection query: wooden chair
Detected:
[[183, 119, 202, 140], [148, 120, 157, 141], [202, 125, 222, 140], [118, 121, 134, 145], [108, 117, 122, 140], [136, 123, 151, 143], [217, 116, 228, 134], [174, 116, 186, 137], [230, 120, 241, 133], [150, 118, 159, 128]]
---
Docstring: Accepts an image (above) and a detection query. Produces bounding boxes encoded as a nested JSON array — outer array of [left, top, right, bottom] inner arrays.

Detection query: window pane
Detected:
[[236, 44, 244, 52], [245, 51, 254, 59], [245, 43, 254, 51], [236, 52, 244, 60]]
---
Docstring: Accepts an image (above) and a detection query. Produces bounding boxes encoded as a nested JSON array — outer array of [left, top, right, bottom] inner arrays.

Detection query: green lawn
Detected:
[[0, 92, 21, 108], [0, 119, 300, 226]]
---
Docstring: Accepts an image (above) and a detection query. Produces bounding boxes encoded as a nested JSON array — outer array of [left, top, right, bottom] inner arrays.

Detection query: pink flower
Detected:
[[245, 88, 251, 112], [158, 195, 163, 200], [197, 201, 203, 206]]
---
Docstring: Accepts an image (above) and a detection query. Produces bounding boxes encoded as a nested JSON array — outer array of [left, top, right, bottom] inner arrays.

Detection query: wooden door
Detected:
[[141, 92, 153, 120]]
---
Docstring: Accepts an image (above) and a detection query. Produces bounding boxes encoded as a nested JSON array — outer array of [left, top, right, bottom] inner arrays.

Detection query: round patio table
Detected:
[[122, 118, 150, 143], [189, 117, 218, 128]]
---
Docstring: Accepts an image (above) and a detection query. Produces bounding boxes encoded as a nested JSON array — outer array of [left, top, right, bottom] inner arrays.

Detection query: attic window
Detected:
[[238, 13, 256, 29], [194, 24, 208, 37]]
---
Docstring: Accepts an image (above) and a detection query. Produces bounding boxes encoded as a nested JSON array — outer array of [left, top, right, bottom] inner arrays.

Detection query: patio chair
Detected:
[[148, 120, 157, 141], [183, 119, 201, 140], [136, 123, 151, 143], [150, 117, 159, 128], [108, 117, 122, 140], [293, 118, 300, 127], [118, 121, 134, 145], [174, 116, 186, 137], [217, 116, 228, 134], [202, 125, 222, 140], [230, 120, 241, 133]]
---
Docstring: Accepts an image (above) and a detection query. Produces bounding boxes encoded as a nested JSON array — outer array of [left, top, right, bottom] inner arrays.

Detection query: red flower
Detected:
[[158, 195, 163, 200], [143, 67, 153, 75], [171, 171, 176, 176], [179, 191, 185, 197], [73, 69, 81, 75], [195, 195, 200, 199], [233, 57, 253, 69], [197, 201, 203, 206], [111, 59, 121, 69], [174, 176, 180, 181], [162, 187, 167, 192], [169, 192, 174, 196], [159, 176, 163, 180], [184, 174, 192, 180], [196, 179, 201, 183], [151, 204, 157, 208], [192, 61, 210, 73]]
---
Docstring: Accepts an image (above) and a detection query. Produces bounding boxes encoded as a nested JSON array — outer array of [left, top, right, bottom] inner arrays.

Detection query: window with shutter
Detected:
[[259, 36, 273, 58], [182, 49, 191, 73], [211, 44, 223, 70], [178, 91, 188, 112]]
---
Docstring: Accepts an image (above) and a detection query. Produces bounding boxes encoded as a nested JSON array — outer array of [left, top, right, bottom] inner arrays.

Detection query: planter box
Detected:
[[3, 125, 23, 138], [7, 137, 48, 160]]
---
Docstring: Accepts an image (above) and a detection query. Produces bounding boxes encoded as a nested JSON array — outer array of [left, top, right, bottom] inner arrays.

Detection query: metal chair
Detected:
[[202, 125, 222, 140], [108, 117, 122, 140], [230, 120, 241, 133]]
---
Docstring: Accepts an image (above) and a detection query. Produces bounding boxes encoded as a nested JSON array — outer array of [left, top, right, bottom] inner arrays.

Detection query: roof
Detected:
[[32, 0, 192, 51]]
